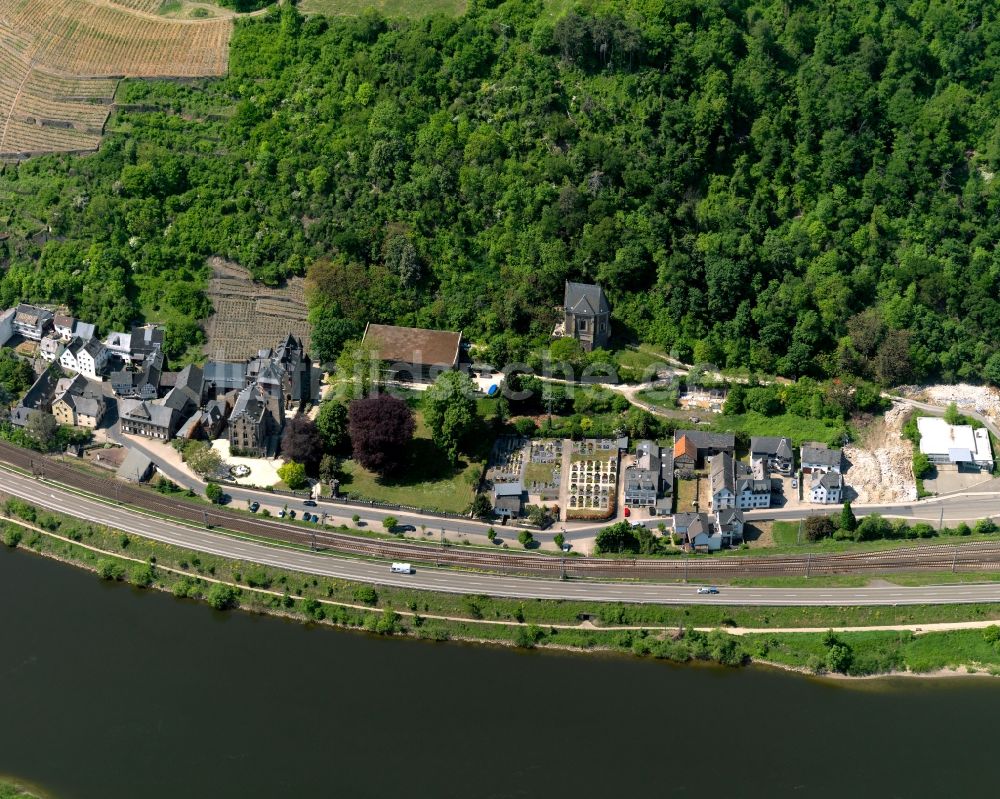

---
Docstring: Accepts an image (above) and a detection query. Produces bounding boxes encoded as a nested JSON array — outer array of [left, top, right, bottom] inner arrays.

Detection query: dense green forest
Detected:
[[2, 0, 1000, 381]]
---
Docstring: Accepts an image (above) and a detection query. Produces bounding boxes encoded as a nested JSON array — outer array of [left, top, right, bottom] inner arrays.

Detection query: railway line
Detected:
[[5, 440, 1000, 581]]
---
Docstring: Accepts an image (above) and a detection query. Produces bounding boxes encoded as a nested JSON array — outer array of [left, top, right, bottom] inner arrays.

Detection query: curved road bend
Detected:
[[6, 467, 1000, 606]]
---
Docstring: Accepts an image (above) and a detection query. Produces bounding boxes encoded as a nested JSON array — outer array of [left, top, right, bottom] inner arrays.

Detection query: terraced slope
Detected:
[[0, 0, 233, 158]]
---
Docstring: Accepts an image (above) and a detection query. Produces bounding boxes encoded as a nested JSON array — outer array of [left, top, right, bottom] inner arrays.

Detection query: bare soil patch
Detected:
[[203, 257, 311, 360]]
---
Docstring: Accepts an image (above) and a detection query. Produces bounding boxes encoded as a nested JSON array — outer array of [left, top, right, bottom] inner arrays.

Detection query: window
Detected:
[[578, 320, 587, 331]]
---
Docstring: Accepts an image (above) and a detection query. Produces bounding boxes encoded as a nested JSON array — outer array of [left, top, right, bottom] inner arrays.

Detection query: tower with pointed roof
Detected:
[[561, 281, 610, 352]]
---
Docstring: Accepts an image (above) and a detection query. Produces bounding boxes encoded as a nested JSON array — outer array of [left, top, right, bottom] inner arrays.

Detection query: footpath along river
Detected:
[[3, 545, 1000, 798]]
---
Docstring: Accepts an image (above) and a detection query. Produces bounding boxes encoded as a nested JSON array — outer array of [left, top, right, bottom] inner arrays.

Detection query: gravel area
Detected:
[[901, 383, 1000, 426]]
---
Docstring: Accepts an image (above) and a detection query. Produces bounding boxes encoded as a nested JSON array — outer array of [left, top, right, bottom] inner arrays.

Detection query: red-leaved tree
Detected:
[[347, 395, 414, 476], [280, 415, 324, 470]]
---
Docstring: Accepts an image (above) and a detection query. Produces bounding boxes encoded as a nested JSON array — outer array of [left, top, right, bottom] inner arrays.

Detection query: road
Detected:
[[7, 465, 1000, 606]]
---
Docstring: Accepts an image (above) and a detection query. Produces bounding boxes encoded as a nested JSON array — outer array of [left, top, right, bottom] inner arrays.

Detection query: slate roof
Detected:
[[674, 429, 736, 452], [811, 471, 843, 490], [750, 436, 792, 460], [493, 481, 525, 498], [362, 323, 462, 368], [563, 281, 610, 316], [801, 442, 842, 468], [231, 383, 268, 424], [204, 361, 248, 391], [117, 448, 154, 483]]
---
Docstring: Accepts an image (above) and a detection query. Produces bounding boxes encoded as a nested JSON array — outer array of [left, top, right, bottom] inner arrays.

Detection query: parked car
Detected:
[[696, 586, 720, 595], [301, 512, 311, 522], [288, 510, 296, 519], [303, 499, 318, 507], [248, 501, 259, 513], [396, 524, 416, 533], [278, 509, 286, 518], [623, 507, 631, 518], [791, 478, 798, 489], [561, 544, 571, 553]]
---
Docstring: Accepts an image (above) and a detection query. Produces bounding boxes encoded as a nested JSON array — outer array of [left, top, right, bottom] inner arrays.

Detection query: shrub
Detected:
[[375, 608, 400, 634], [206, 583, 239, 610], [553, 532, 565, 549], [353, 585, 378, 605], [513, 417, 537, 437], [975, 519, 998, 535], [97, 559, 125, 581], [129, 562, 155, 588], [303, 598, 325, 620], [2, 525, 21, 548], [804, 516, 835, 542], [382, 515, 398, 533], [518, 529, 534, 548], [205, 482, 223, 503]]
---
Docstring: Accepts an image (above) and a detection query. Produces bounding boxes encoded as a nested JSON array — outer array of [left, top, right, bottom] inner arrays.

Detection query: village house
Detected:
[[623, 440, 673, 515], [715, 507, 745, 547], [51, 374, 106, 429], [0, 307, 15, 348], [673, 429, 736, 467], [553, 281, 611, 352], [809, 471, 844, 504], [39, 333, 64, 362], [361, 323, 463, 383], [59, 336, 108, 380], [111, 350, 163, 400], [672, 512, 722, 551], [709, 452, 771, 510], [672, 434, 698, 472], [800, 442, 843, 474], [53, 314, 95, 342], [175, 400, 227, 442], [750, 436, 793, 476], [228, 383, 284, 457], [492, 481, 526, 520], [916, 416, 994, 471], [13, 304, 53, 341], [10, 369, 57, 428], [104, 324, 164, 367], [118, 398, 180, 440]]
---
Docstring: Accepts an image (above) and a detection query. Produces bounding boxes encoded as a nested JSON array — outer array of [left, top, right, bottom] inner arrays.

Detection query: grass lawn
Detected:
[[710, 411, 847, 446], [337, 406, 483, 514], [524, 461, 556, 486], [299, 0, 466, 16], [637, 388, 679, 407], [676, 477, 697, 512]]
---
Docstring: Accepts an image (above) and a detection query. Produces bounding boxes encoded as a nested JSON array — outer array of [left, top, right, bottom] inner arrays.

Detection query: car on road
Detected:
[[696, 586, 720, 595], [248, 501, 259, 513], [390, 562, 414, 574], [303, 500, 317, 507]]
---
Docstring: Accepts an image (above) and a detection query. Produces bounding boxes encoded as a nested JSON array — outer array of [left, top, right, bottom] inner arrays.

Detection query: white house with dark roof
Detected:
[[553, 281, 611, 352], [13, 304, 53, 341], [60, 336, 108, 380], [800, 442, 843, 474], [809, 471, 844, 504], [709, 452, 771, 510]]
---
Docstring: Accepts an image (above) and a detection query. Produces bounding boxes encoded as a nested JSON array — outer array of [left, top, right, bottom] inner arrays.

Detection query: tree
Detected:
[[553, 532, 565, 549], [347, 395, 415, 476], [206, 583, 239, 611], [315, 400, 349, 453], [280, 416, 323, 471], [277, 460, 308, 490], [423, 371, 477, 465], [518, 529, 534, 548], [25, 412, 57, 449], [487, 527, 496, 542], [839, 501, 857, 533], [944, 402, 962, 425], [804, 515, 835, 542], [311, 316, 362, 364], [912, 452, 933, 479], [469, 493, 493, 519], [382, 515, 398, 533], [594, 521, 641, 554], [183, 440, 222, 477], [205, 482, 223, 503], [335, 339, 380, 400], [318, 453, 340, 485]]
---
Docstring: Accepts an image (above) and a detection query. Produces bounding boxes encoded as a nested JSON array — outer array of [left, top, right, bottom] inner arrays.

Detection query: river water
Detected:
[[3, 546, 1000, 798]]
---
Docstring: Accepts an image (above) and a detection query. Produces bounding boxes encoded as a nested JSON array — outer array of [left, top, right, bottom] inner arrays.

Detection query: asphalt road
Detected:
[[8, 466, 1000, 606], [112, 427, 1000, 545]]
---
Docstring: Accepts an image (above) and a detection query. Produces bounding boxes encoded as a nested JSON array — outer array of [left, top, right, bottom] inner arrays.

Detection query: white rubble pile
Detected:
[[843, 402, 917, 504], [904, 384, 1000, 427]]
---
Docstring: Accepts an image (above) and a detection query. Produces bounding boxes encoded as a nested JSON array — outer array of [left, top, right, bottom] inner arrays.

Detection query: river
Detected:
[[3, 546, 1000, 798]]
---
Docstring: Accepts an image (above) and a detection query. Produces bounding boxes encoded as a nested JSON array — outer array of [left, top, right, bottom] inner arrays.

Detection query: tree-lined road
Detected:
[[6, 465, 1000, 606]]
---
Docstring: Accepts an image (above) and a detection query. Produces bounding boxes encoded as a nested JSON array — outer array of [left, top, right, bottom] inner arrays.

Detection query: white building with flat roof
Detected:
[[917, 416, 994, 470]]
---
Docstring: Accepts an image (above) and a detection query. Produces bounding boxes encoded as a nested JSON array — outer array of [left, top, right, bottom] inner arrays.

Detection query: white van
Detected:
[[390, 562, 413, 574]]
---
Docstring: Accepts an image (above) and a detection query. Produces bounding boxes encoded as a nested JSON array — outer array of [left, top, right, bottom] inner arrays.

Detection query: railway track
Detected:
[[4, 440, 1000, 580]]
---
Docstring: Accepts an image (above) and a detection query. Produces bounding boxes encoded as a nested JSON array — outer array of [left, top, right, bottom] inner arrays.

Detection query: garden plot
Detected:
[[566, 439, 619, 520], [203, 258, 311, 360]]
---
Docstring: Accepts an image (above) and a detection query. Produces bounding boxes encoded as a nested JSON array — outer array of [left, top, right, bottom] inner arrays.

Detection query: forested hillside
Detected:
[[1, 0, 1000, 381]]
